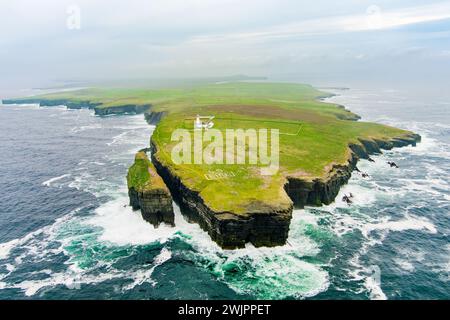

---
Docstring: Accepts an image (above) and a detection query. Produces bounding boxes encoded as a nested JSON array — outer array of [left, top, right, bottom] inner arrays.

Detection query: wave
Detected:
[[124, 248, 172, 291], [42, 174, 72, 187], [70, 124, 102, 133], [173, 206, 330, 299], [85, 197, 177, 246]]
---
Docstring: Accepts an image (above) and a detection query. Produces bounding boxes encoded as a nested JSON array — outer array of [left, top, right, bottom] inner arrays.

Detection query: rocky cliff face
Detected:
[[127, 150, 174, 228], [2, 98, 150, 116], [128, 187, 174, 227], [151, 140, 293, 249], [144, 109, 293, 249], [144, 111, 167, 125], [150, 133, 421, 249], [94, 104, 150, 116], [285, 133, 421, 208]]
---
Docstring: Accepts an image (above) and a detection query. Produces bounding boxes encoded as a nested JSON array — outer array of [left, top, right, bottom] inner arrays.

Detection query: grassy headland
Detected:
[[4, 82, 418, 214], [2, 82, 420, 247]]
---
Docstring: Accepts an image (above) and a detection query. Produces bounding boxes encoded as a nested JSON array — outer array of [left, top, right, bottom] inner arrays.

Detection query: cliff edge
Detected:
[[127, 150, 174, 227]]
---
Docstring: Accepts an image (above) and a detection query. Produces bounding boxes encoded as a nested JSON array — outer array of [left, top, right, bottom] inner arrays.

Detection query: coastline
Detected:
[[1, 98, 151, 116], [2, 86, 422, 250], [150, 122, 420, 249]]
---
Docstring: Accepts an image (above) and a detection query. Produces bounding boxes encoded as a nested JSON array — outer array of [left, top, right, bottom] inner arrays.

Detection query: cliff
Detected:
[[2, 98, 101, 110], [285, 133, 421, 208], [144, 111, 167, 125], [2, 83, 423, 250], [151, 140, 292, 249], [94, 104, 150, 116], [2, 98, 150, 116], [150, 132, 420, 249], [127, 150, 174, 227]]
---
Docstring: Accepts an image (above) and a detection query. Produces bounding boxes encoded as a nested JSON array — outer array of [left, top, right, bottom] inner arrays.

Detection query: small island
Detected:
[[2, 82, 420, 249], [127, 150, 174, 227]]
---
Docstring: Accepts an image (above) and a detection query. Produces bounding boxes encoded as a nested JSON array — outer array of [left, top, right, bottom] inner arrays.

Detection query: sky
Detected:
[[1, 0, 450, 95]]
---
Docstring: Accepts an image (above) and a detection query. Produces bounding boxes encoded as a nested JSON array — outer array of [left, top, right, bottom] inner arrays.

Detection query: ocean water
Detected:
[[0, 88, 449, 300]]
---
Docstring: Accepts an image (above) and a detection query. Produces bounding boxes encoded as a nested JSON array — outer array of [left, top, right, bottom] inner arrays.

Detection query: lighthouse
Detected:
[[194, 115, 215, 130]]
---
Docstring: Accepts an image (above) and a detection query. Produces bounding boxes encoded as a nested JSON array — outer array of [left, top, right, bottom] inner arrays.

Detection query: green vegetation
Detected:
[[127, 151, 167, 192], [16, 82, 416, 215]]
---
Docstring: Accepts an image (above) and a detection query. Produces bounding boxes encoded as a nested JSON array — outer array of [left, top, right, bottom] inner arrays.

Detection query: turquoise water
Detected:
[[0, 87, 448, 299]]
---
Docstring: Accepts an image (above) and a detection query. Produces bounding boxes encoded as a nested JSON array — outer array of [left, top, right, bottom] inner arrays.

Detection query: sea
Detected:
[[0, 86, 449, 299]]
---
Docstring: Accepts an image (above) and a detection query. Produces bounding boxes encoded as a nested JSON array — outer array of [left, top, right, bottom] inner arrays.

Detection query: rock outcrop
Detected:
[[127, 150, 174, 227]]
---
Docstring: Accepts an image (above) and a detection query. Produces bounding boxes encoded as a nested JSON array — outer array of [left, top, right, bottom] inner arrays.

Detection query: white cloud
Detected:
[[188, 2, 450, 44], [0, 0, 450, 90]]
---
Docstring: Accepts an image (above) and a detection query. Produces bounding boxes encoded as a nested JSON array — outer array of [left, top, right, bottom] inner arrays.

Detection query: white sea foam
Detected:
[[123, 248, 172, 291], [362, 215, 437, 236], [364, 270, 387, 300], [85, 197, 177, 246], [0, 229, 44, 260], [42, 174, 71, 187], [114, 204, 329, 299], [393, 258, 415, 273], [0, 111, 167, 296], [15, 269, 117, 296], [70, 124, 102, 133], [0, 201, 176, 296], [0, 207, 83, 262], [107, 132, 128, 146], [309, 135, 441, 299], [321, 88, 450, 298]]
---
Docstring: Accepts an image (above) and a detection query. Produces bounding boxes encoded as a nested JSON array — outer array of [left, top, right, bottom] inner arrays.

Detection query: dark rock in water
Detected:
[[368, 157, 375, 163], [127, 151, 174, 228], [387, 161, 399, 168], [342, 195, 353, 205]]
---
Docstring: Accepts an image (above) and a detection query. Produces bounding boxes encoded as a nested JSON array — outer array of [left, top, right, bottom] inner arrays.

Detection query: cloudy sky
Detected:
[[1, 0, 450, 93]]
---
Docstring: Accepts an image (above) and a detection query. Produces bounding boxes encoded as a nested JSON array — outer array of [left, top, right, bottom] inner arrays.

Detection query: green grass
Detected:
[[127, 151, 166, 192], [19, 82, 415, 215]]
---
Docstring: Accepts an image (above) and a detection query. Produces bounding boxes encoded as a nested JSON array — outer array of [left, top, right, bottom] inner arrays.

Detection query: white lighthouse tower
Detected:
[[194, 115, 215, 130]]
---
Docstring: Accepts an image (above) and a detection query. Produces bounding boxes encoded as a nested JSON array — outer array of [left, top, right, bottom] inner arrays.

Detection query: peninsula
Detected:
[[2, 82, 421, 249]]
